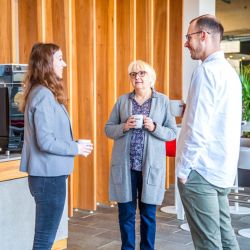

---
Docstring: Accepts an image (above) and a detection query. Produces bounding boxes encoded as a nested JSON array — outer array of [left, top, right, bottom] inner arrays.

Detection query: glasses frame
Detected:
[[185, 30, 211, 41], [129, 71, 147, 79]]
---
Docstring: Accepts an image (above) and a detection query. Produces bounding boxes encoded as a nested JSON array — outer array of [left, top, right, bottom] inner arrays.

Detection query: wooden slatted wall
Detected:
[[0, 0, 183, 212]]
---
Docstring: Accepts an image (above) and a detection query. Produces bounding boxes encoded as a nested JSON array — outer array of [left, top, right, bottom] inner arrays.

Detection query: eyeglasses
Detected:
[[129, 71, 147, 79], [185, 30, 211, 41]]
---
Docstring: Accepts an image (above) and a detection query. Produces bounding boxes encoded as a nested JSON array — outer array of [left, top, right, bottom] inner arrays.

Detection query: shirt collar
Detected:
[[202, 50, 225, 64]]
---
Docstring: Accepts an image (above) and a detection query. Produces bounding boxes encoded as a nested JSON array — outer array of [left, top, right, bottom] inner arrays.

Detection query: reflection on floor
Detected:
[[68, 185, 250, 250]]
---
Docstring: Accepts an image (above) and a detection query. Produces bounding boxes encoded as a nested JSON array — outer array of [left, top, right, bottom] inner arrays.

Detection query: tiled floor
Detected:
[[68, 186, 250, 250]]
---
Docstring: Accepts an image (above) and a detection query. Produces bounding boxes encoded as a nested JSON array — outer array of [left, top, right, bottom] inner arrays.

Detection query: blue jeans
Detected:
[[28, 175, 67, 250], [118, 170, 157, 250]]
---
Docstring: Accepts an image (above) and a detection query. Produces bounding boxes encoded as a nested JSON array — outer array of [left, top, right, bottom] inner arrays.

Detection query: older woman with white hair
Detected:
[[105, 60, 177, 250]]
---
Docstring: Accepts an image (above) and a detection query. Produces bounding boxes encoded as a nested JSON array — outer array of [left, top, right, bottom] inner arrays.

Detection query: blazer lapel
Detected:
[[61, 105, 74, 138]]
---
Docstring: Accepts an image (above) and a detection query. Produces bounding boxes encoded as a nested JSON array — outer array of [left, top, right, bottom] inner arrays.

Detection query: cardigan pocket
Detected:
[[147, 166, 161, 186], [111, 165, 122, 184]]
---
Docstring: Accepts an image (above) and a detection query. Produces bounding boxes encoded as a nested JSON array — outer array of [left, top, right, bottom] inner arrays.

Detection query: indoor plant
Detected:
[[240, 65, 250, 138]]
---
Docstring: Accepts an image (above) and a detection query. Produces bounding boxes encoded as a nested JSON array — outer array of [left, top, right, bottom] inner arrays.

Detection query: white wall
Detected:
[[182, 0, 215, 101], [0, 178, 68, 249]]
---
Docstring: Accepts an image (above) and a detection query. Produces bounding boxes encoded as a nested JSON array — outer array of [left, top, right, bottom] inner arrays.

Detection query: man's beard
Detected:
[[190, 46, 202, 60]]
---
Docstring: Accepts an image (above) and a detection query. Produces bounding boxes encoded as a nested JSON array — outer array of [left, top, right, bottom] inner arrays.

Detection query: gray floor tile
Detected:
[[68, 185, 250, 249]]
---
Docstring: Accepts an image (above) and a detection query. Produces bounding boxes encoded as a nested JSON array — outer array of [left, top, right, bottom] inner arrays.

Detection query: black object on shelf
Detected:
[[0, 64, 27, 153]]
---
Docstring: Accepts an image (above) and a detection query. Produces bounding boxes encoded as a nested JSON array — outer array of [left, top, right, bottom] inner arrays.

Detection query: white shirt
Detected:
[[176, 51, 242, 188]]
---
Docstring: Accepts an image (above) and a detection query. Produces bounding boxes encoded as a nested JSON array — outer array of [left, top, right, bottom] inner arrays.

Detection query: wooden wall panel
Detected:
[[18, 0, 38, 63], [63, 0, 78, 216], [96, 0, 115, 204], [169, 0, 183, 184], [2, 0, 183, 210], [169, 0, 183, 100], [51, 0, 66, 54], [116, 0, 135, 96], [152, 0, 170, 188], [74, 0, 95, 210], [51, 0, 68, 95], [136, 0, 152, 62], [37, 0, 45, 42], [0, 0, 12, 63], [37, 0, 53, 42], [153, 0, 169, 94], [44, 0, 53, 42]]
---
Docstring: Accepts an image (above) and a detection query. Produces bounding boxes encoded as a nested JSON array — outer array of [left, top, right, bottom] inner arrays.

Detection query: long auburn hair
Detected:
[[19, 43, 66, 112]]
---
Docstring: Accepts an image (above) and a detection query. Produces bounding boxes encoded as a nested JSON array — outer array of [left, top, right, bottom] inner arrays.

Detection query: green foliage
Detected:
[[240, 65, 250, 122], [242, 131, 250, 138]]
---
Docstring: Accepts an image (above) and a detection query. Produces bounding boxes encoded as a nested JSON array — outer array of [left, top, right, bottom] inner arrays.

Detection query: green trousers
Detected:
[[178, 170, 239, 250]]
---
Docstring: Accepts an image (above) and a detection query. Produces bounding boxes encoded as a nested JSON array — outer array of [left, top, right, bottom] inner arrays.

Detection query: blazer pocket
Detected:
[[147, 167, 162, 186], [111, 165, 122, 184]]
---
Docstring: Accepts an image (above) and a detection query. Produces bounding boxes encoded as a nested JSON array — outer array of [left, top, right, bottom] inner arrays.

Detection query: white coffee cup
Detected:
[[78, 139, 91, 145], [133, 114, 144, 129], [77, 139, 92, 157], [170, 100, 184, 117]]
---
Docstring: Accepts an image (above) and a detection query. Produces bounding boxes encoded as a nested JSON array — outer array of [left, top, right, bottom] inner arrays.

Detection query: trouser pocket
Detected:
[[28, 176, 45, 196]]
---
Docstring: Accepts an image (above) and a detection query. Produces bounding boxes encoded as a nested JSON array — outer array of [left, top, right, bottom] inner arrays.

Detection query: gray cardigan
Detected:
[[20, 85, 78, 176], [105, 91, 177, 205]]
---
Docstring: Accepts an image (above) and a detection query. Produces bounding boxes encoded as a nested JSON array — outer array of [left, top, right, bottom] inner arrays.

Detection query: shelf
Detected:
[[0, 160, 27, 182]]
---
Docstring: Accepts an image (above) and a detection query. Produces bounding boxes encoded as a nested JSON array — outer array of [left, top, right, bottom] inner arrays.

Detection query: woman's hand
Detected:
[[124, 116, 136, 132], [143, 116, 155, 132], [77, 142, 94, 157]]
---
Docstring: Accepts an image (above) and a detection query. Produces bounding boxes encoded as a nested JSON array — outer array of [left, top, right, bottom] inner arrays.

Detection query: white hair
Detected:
[[128, 60, 156, 88]]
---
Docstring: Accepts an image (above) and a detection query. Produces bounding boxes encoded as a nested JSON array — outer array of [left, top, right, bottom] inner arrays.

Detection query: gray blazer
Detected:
[[105, 91, 177, 205], [20, 85, 78, 176]]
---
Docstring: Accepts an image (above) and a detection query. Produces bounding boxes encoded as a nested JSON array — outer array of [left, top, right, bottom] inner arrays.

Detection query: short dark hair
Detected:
[[191, 15, 224, 41]]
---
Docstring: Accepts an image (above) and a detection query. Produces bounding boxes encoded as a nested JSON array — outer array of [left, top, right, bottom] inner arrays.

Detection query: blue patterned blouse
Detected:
[[129, 92, 152, 171]]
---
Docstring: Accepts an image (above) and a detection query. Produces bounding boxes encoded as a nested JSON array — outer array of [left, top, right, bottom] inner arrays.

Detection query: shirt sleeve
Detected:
[[176, 65, 216, 179]]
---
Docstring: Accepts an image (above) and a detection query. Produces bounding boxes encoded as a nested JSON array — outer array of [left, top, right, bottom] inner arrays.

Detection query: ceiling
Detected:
[[216, 0, 250, 37], [216, 0, 250, 59]]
